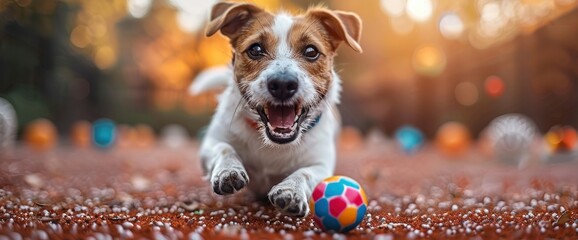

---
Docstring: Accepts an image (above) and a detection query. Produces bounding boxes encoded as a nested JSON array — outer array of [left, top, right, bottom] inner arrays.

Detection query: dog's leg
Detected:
[[201, 139, 249, 195], [268, 164, 332, 217]]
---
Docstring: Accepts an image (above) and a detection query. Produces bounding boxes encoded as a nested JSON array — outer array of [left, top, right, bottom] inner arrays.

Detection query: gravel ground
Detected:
[[0, 141, 577, 239]]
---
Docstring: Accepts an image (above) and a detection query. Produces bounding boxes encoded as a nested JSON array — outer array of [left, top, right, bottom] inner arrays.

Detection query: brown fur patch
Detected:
[[227, 12, 276, 97], [287, 14, 337, 101]]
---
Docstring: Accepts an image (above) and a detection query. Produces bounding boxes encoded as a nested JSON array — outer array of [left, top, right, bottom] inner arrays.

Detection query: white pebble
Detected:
[[122, 222, 134, 229]]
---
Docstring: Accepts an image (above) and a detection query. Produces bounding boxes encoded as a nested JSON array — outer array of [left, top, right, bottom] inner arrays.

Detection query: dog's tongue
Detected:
[[268, 105, 295, 128]]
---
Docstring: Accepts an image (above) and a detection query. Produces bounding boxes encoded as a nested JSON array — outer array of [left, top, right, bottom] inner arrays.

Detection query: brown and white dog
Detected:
[[191, 2, 362, 216]]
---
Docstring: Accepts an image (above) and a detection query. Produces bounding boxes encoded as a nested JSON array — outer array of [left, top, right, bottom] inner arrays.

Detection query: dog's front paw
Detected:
[[268, 182, 309, 217], [211, 166, 249, 195]]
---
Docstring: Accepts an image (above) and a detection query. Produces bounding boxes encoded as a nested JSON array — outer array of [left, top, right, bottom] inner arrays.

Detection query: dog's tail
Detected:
[[188, 66, 233, 95]]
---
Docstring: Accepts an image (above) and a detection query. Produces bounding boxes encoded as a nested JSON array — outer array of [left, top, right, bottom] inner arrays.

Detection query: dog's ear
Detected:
[[307, 9, 363, 53], [206, 2, 263, 39]]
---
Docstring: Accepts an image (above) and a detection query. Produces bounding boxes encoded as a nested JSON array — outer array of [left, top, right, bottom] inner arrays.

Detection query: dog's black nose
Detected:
[[267, 74, 298, 101]]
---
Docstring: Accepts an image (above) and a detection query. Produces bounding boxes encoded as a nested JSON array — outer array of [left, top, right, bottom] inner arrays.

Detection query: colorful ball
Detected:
[[545, 126, 577, 152], [24, 118, 58, 151], [309, 176, 368, 233], [435, 121, 471, 156], [395, 125, 424, 153], [486, 114, 537, 165], [92, 119, 116, 148]]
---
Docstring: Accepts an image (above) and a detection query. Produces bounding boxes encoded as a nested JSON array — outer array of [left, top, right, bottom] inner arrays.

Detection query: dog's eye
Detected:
[[303, 45, 320, 61], [247, 43, 265, 60]]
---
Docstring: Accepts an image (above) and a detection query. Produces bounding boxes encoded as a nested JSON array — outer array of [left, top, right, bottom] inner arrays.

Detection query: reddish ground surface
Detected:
[[1, 141, 577, 239]]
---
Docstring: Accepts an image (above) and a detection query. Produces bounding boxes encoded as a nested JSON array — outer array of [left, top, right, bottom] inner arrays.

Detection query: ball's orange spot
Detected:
[[324, 176, 342, 183], [309, 199, 315, 216], [360, 188, 368, 205], [337, 206, 357, 227]]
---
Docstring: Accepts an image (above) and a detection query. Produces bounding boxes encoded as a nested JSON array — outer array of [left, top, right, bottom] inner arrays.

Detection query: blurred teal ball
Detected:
[[93, 119, 116, 148], [395, 125, 424, 153]]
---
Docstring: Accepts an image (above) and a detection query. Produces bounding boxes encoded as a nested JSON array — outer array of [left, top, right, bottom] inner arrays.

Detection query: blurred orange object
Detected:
[[435, 121, 471, 157], [339, 126, 364, 151], [116, 124, 137, 149], [24, 118, 58, 151], [484, 76, 505, 98], [134, 124, 156, 148], [71, 120, 92, 148], [116, 124, 156, 148], [545, 126, 577, 152]]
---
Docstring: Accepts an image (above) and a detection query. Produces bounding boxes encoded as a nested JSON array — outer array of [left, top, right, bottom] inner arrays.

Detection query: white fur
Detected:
[[189, 66, 232, 95], [248, 13, 317, 107], [198, 12, 343, 216]]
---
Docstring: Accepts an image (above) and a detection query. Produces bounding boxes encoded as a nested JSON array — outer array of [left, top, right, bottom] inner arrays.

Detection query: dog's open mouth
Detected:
[[257, 103, 309, 144]]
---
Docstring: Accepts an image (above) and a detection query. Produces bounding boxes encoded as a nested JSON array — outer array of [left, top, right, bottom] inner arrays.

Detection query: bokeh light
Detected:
[[380, 0, 406, 17], [454, 82, 479, 106], [479, 2, 508, 37], [395, 125, 424, 154], [484, 75, 505, 97], [24, 119, 58, 151], [70, 25, 92, 48], [435, 121, 472, 156], [161, 124, 189, 149], [412, 45, 447, 77], [93, 119, 116, 149], [170, 0, 217, 33], [439, 12, 464, 39], [71, 120, 92, 148], [545, 126, 577, 152], [127, 0, 152, 19], [406, 0, 433, 22], [390, 15, 415, 34], [0, 98, 17, 149], [486, 114, 537, 165], [134, 124, 156, 148], [339, 126, 364, 151], [94, 46, 116, 69]]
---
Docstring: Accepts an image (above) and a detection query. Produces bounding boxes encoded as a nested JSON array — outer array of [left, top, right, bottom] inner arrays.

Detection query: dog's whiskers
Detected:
[[229, 96, 246, 133], [322, 99, 338, 123]]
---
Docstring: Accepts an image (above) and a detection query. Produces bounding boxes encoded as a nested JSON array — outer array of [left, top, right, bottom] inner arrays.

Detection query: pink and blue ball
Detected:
[[309, 176, 368, 233]]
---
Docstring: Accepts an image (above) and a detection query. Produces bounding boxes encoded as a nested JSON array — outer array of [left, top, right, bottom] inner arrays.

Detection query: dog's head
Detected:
[[206, 2, 362, 144]]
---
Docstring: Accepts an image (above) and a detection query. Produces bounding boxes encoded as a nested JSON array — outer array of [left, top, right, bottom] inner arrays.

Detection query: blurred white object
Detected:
[[487, 114, 537, 166], [188, 66, 232, 95], [0, 98, 17, 149], [161, 124, 189, 149]]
